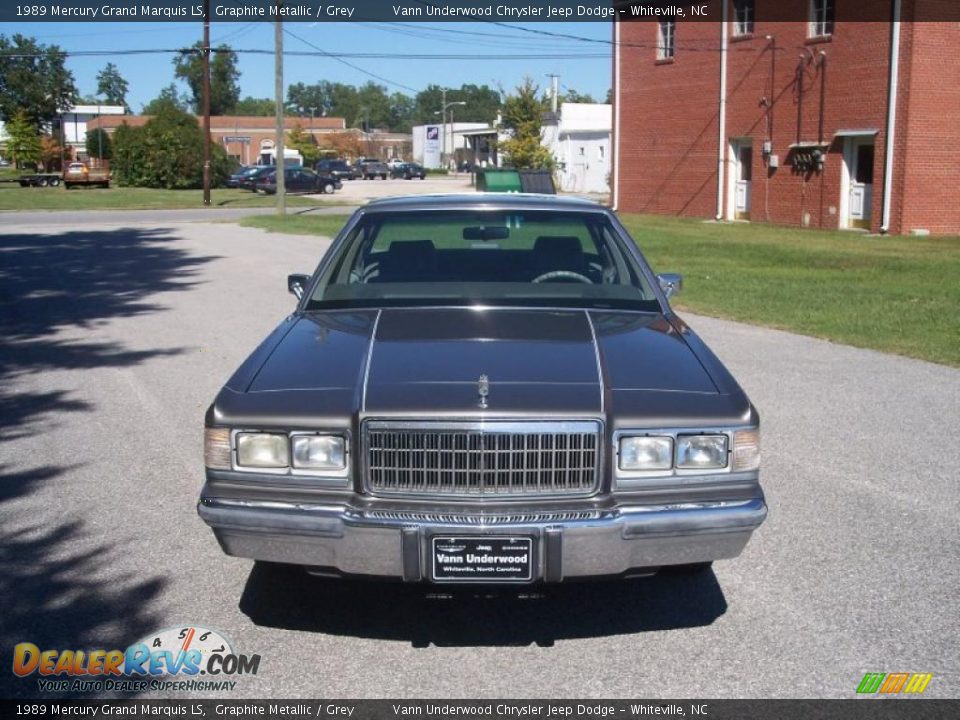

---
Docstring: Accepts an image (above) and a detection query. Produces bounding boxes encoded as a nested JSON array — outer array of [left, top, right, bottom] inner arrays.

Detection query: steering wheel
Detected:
[[531, 270, 594, 284]]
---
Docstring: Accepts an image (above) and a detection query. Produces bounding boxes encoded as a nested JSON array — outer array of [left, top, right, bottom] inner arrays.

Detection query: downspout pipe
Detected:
[[881, 0, 902, 234], [612, 19, 622, 211], [715, 0, 729, 220]]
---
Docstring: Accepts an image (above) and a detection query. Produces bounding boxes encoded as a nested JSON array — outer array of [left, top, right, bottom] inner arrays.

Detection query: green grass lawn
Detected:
[[0, 184, 338, 212], [621, 215, 960, 367], [247, 212, 960, 367]]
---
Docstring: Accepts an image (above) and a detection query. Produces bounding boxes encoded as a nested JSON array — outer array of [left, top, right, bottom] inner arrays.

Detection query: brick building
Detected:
[[612, 0, 960, 235]]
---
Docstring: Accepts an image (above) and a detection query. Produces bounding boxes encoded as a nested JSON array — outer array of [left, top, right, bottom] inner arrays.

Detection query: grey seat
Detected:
[[533, 236, 588, 278], [374, 240, 437, 282]]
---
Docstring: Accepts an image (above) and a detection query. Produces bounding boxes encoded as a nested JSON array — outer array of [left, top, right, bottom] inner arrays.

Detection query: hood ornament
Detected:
[[477, 374, 490, 409]]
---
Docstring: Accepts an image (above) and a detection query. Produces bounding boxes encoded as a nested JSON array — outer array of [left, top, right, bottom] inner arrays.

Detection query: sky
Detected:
[[13, 21, 614, 112]]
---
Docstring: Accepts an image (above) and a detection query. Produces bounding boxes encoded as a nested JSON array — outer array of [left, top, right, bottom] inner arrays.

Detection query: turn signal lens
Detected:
[[204, 428, 231, 469], [619, 436, 674, 471], [732, 428, 761, 472], [236, 433, 289, 469], [676, 435, 728, 469]]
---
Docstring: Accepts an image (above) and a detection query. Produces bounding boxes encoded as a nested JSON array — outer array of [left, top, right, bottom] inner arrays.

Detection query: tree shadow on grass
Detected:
[[240, 563, 727, 648], [0, 226, 218, 697]]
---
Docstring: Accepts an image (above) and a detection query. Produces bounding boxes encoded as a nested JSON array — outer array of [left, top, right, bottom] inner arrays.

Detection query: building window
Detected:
[[733, 0, 755, 36], [657, 20, 676, 60], [809, 0, 835, 38]]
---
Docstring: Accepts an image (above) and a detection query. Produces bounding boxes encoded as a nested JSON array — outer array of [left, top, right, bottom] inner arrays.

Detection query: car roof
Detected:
[[361, 193, 609, 214]]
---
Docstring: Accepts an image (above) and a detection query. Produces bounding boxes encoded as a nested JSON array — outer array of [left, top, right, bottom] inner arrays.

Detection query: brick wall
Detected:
[[614, 0, 960, 235]]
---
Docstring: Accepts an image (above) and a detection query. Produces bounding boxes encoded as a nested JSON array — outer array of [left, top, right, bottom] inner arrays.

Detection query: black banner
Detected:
[[1, 700, 958, 720], [3, 1, 960, 24]]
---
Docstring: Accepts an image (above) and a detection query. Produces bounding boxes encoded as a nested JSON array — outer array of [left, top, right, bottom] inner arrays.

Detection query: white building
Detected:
[[59, 104, 126, 155], [412, 122, 490, 168], [544, 103, 612, 195]]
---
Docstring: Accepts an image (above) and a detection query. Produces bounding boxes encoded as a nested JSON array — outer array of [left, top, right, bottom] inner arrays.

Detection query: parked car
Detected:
[[255, 167, 342, 195], [386, 158, 406, 169], [198, 194, 767, 585], [238, 165, 276, 191], [357, 161, 389, 180], [315, 159, 357, 181], [226, 166, 259, 188], [390, 162, 427, 180]]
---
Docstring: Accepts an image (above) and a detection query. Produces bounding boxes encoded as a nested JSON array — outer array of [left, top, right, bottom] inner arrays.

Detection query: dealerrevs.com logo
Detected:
[[856, 672, 933, 695], [12, 626, 260, 693]]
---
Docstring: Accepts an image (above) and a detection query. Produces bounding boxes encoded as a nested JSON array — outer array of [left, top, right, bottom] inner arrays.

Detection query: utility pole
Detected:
[[274, 7, 285, 215], [547, 73, 560, 113], [201, 0, 211, 206]]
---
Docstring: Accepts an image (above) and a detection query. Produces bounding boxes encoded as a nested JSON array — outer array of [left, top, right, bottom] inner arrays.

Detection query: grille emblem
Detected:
[[477, 374, 489, 408]]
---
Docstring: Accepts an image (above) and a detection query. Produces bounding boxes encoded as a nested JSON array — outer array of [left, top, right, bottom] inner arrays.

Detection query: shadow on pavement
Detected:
[[239, 562, 727, 647], [0, 226, 217, 697]]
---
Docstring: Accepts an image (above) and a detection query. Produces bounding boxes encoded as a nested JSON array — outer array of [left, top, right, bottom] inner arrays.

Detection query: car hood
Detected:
[[238, 308, 720, 417]]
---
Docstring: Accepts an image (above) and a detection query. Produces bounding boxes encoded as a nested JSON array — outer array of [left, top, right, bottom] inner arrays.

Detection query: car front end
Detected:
[[198, 195, 767, 583]]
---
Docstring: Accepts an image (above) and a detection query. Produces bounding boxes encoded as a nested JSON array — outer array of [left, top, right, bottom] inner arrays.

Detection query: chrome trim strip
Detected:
[[360, 308, 382, 413], [583, 310, 605, 415]]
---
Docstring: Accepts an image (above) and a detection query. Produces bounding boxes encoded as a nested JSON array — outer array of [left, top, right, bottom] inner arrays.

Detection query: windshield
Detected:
[[305, 210, 660, 311]]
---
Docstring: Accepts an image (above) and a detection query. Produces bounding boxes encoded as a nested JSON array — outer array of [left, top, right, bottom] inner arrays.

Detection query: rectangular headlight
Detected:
[[732, 428, 761, 471], [676, 435, 728, 470], [292, 435, 346, 470], [619, 436, 673, 471], [236, 433, 289, 468]]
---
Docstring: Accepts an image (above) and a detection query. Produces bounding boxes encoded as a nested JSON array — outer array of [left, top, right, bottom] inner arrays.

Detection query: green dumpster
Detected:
[[476, 168, 522, 193]]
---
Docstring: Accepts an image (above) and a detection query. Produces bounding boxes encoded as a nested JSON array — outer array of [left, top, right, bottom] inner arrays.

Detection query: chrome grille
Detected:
[[364, 421, 601, 497], [365, 510, 601, 524]]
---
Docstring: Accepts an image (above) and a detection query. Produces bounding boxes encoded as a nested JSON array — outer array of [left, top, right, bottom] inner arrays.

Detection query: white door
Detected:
[[846, 140, 874, 229], [733, 142, 753, 220]]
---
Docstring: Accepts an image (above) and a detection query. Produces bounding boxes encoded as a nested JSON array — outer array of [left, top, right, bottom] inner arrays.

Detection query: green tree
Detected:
[[142, 84, 188, 114], [559, 89, 597, 104], [287, 123, 321, 165], [413, 84, 501, 126], [235, 96, 274, 116], [86, 128, 112, 160], [0, 34, 76, 125], [498, 78, 553, 170], [96, 63, 130, 110], [5, 110, 42, 168], [111, 103, 229, 189], [173, 43, 240, 115]]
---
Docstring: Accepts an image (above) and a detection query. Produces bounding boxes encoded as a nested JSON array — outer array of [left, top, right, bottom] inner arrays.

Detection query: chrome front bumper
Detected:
[[197, 496, 767, 581]]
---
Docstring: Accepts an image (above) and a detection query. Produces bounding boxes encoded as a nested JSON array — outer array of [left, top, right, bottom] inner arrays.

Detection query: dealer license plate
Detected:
[[431, 536, 534, 582]]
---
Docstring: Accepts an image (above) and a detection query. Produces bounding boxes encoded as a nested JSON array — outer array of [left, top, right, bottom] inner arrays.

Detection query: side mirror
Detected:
[[657, 273, 683, 298], [287, 273, 310, 301]]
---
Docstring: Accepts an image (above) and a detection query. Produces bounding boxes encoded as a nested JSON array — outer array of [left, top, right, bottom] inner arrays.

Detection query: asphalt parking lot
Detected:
[[0, 217, 957, 699]]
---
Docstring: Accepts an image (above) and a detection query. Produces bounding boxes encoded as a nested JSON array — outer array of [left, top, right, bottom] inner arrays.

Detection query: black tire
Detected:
[[50, 177, 60, 187], [322, 182, 335, 194], [380, 174, 387, 180], [38, 177, 48, 187]]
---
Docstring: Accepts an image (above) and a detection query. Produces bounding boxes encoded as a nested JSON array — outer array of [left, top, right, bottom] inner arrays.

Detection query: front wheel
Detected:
[[322, 182, 335, 194]]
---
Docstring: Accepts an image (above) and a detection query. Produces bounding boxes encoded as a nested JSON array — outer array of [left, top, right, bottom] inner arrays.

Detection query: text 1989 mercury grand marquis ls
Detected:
[[199, 194, 766, 583]]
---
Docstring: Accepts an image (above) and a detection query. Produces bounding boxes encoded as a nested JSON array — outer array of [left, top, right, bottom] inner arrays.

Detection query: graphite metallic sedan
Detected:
[[199, 194, 766, 584]]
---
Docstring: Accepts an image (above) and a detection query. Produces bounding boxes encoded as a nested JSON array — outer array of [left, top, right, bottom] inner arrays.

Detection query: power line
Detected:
[[0, 48, 609, 61]]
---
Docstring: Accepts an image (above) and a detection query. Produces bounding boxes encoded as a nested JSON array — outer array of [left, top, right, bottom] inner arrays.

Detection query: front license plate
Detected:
[[432, 536, 533, 582]]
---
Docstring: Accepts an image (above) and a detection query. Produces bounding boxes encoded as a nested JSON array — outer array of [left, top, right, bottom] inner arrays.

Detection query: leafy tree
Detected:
[[235, 96, 274, 116], [96, 63, 129, 110], [111, 103, 229, 189], [319, 131, 364, 160], [40, 134, 68, 171], [173, 43, 240, 115], [142, 84, 189, 114], [498, 78, 553, 170], [559, 89, 597, 104], [604, 88, 613, 105], [286, 123, 319, 165], [5, 110, 42, 168], [413, 84, 501, 126], [86, 128, 112, 160], [0, 34, 76, 125]]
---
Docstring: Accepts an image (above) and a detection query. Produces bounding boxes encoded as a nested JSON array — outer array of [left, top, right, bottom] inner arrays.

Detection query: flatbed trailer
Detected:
[[18, 173, 62, 187]]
